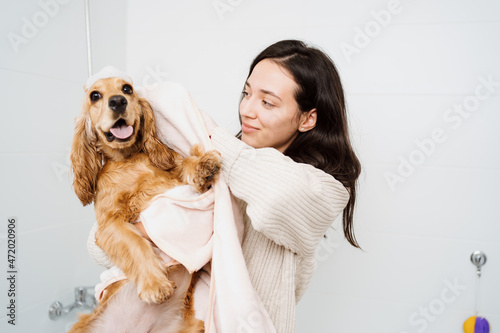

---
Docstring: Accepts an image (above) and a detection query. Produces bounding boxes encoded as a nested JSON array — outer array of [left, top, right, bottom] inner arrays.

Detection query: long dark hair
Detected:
[[242, 40, 362, 248]]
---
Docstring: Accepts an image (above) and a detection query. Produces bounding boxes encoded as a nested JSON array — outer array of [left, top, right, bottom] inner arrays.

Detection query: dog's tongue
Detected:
[[109, 123, 133, 139]]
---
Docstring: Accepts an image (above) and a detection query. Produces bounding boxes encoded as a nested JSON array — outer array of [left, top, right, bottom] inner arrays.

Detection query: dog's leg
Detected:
[[181, 144, 221, 193], [180, 320, 205, 333], [95, 221, 175, 304], [180, 270, 205, 333], [182, 270, 200, 321]]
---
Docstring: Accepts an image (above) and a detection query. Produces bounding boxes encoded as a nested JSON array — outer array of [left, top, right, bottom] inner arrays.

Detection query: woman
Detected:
[[89, 39, 361, 332], [208, 39, 361, 331]]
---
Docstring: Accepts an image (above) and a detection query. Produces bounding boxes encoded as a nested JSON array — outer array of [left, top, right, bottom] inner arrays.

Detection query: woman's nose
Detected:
[[240, 98, 256, 119]]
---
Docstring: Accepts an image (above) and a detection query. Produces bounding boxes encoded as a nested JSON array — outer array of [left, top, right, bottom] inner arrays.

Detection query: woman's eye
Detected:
[[263, 100, 274, 107], [122, 84, 133, 94], [90, 91, 101, 102], [242, 90, 249, 97]]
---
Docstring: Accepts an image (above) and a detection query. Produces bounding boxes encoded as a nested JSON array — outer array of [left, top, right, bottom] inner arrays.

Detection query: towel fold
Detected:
[[140, 185, 215, 274]]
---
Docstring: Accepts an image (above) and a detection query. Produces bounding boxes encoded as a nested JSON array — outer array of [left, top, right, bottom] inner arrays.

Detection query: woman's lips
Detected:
[[241, 122, 259, 133]]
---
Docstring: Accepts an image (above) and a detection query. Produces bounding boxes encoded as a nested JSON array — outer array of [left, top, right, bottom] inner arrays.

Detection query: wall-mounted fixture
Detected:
[[463, 251, 490, 333], [48, 286, 97, 320]]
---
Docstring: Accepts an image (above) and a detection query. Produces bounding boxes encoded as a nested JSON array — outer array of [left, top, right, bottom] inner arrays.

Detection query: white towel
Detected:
[[84, 65, 132, 90]]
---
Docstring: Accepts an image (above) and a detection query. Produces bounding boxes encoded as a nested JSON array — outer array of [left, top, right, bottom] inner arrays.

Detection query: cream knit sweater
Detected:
[[87, 127, 349, 333], [210, 128, 349, 332]]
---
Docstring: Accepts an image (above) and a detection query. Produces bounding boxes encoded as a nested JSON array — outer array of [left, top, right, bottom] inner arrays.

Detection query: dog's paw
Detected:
[[137, 271, 176, 304], [183, 145, 221, 193], [195, 150, 221, 191]]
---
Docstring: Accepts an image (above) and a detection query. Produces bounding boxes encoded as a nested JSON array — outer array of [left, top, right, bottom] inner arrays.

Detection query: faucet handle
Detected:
[[48, 286, 97, 320], [470, 250, 487, 277]]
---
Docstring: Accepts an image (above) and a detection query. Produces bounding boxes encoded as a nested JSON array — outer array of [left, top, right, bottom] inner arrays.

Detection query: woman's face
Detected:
[[240, 59, 308, 152]]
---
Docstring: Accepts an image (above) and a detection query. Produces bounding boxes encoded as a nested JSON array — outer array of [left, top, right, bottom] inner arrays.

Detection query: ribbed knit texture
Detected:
[[211, 127, 349, 333], [86, 127, 349, 333], [87, 222, 114, 268]]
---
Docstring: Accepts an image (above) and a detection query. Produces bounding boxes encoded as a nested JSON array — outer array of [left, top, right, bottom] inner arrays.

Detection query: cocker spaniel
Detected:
[[69, 76, 219, 332]]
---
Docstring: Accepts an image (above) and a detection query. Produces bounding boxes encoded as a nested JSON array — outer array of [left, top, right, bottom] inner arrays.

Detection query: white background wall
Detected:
[[0, 1, 126, 332], [1, 1, 499, 332]]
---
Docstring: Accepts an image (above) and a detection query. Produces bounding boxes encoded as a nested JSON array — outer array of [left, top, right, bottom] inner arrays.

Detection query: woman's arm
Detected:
[[211, 127, 350, 257], [87, 222, 114, 268]]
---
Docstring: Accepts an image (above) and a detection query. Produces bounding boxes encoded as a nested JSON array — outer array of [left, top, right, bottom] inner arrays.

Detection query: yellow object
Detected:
[[463, 316, 476, 333]]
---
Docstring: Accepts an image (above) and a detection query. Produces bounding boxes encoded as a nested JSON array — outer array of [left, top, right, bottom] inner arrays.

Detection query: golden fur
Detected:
[[69, 77, 218, 332]]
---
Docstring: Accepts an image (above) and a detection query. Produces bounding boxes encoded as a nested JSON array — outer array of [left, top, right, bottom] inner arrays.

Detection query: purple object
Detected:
[[475, 317, 490, 333]]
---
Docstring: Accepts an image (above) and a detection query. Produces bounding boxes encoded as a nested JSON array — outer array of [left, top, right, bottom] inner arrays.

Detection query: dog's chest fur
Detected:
[[94, 153, 182, 221]]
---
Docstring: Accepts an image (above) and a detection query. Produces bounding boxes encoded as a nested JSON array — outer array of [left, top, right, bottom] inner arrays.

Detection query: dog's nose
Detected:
[[108, 95, 128, 113]]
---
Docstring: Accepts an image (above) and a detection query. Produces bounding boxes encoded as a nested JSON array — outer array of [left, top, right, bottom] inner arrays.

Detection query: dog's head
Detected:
[[84, 77, 142, 151], [70, 77, 177, 206]]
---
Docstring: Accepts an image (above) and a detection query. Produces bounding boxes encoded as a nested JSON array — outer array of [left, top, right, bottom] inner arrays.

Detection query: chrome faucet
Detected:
[[49, 286, 97, 320]]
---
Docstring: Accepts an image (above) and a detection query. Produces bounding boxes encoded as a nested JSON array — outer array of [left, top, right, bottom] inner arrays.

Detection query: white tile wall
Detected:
[[0, 0, 126, 332], [124, 1, 499, 333]]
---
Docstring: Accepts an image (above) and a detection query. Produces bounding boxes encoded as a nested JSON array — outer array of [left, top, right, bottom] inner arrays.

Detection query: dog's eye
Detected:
[[122, 84, 133, 95], [90, 91, 101, 102]]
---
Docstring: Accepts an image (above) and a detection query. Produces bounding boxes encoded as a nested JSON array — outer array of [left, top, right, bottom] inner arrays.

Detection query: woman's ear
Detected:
[[70, 111, 102, 206], [139, 97, 178, 171], [298, 108, 317, 132]]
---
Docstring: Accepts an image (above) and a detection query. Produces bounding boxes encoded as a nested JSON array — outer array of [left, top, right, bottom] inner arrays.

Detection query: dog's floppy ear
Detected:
[[70, 110, 102, 206], [139, 97, 178, 171]]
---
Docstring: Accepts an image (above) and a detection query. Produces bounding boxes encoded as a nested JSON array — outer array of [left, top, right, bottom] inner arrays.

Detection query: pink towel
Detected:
[[140, 185, 215, 274], [136, 82, 276, 333]]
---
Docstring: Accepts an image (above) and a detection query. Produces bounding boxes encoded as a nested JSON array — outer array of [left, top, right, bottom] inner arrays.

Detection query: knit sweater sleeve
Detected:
[[210, 127, 350, 257], [87, 222, 114, 268]]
